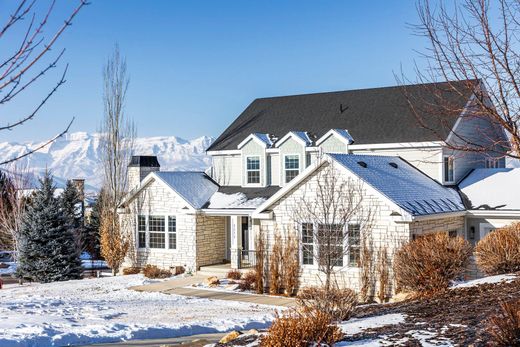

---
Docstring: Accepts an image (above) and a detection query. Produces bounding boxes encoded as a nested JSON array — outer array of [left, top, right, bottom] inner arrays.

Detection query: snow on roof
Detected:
[[253, 133, 273, 147], [459, 168, 520, 210], [206, 192, 266, 209], [329, 153, 465, 216], [332, 129, 354, 144], [154, 171, 218, 209], [292, 131, 313, 146]]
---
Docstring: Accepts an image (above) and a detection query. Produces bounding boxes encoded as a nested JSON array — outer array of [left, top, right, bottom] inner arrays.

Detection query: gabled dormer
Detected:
[[238, 133, 273, 187], [316, 128, 354, 154], [274, 131, 313, 186]]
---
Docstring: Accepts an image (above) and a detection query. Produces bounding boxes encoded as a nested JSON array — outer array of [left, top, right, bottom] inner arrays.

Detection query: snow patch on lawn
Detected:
[[0, 274, 275, 346], [451, 274, 516, 289], [339, 313, 406, 335]]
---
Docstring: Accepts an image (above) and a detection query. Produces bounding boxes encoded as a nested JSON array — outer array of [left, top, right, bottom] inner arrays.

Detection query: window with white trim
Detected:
[[443, 155, 454, 182], [485, 157, 500, 168], [348, 224, 361, 266], [301, 223, 314, 265], [168, 216, 177, 249], [137, 215, 146, 248], [148, 216, 165, 249], [285, 155, 300, 183], [246, 156, 260, 184]]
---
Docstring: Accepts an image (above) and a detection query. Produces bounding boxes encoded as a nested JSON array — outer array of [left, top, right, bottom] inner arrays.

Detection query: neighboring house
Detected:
[[118, 79, 516, 294]]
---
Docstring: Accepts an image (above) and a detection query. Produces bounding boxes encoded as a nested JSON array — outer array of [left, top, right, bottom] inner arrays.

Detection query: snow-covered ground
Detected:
[[451, 273, 516, 288], [0, 275, 276, 346]]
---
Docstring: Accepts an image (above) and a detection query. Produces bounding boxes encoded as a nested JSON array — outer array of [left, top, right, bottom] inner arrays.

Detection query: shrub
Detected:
[[142, 264, 172, 279], [393, 232, 472, 295], [487, 300, 520, 346], [260, 309, 343, 347], [269, 232, 283, 295], [255, 232, 266, 294], [377, 246, 389, 303], [226, 269, 242, 280], [282, 232, 300, 297], [475, 223, 520, 275], [122, 267, 141, 275], [239, 270, 256, 291], [296, 286, 357, 322]]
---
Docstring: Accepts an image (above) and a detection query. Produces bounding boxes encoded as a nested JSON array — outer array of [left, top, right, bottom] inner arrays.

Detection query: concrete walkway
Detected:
[[131, 274, 295, 307]]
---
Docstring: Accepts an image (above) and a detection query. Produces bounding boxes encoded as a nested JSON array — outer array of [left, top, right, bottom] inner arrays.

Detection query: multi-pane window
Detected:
[[348, 224, 361, 266], [148, 216, 165, 249], [168, 216, 177, 249], [137, 215, 146, 248], [485, 158, 500, 168], [443, 156, 454, 182], [301, 223, 314, 265], [246, 156, 260, 184], [317, 224, 344, 267], [285, 155, 300, 183]]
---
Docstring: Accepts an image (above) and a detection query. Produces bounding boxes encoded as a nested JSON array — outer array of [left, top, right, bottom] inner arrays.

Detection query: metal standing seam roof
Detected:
[[328, 153, 466, 216], [154, 171, 219, 209]]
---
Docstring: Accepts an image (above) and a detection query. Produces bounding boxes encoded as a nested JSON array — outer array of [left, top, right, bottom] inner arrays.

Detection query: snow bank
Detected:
[[0, 275, 275, 346], [451, 273, 516, 289], [339, 313, 406, 335]]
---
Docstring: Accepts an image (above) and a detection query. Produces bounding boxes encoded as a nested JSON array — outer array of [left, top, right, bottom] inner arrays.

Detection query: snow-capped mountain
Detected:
[[0, 132, 214, 190]]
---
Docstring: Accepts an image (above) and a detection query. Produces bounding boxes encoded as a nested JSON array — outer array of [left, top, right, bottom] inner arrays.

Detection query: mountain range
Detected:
[[0, 132, 214, 190]]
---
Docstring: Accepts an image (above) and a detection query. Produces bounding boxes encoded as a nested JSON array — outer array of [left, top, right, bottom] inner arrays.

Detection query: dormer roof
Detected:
[[274, 131, 313, 147], [316, 129, 354, 146], [237, 132, 274, 149]]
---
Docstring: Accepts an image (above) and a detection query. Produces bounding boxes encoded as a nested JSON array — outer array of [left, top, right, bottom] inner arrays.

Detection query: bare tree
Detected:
[[0, 0, 87, 165], [292, 160, 374, 291], [99, 45, 135, 275], [403, 0, 520, 160]]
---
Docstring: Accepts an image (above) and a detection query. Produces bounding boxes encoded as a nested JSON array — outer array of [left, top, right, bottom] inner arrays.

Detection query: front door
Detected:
[[241, 216, 249, 250]]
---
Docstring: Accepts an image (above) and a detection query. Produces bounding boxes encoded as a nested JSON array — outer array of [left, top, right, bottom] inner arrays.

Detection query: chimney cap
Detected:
[[129, 155, 160, 168]]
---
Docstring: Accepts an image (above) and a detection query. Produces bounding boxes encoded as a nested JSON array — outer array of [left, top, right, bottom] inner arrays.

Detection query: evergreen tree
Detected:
[[16, 172, 83, 283], [61, 180, 84, 251], [84, 189, 103, 259]]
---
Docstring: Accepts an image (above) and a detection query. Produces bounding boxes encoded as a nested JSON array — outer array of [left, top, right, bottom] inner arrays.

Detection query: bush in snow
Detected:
[[122, 267, 141, 275], [296, 285, 357, 322], [239, 270, 256, 291], [261, 309, 343, 347], [475, 223, 520, 275], [487, 299, 520, 346], [16, 172, 83, 283], [142, 264, 171, 279], [226, 269, 242, 280], [393, 232, 471, 295]]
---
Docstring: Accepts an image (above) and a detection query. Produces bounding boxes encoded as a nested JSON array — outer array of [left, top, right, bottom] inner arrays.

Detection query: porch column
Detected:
[[230, 215, 242, 269]]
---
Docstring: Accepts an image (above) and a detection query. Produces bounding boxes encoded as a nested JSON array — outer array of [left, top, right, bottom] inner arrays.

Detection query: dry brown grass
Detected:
[[296, 285, 357, 322], [122, 267, 140, 275], [239, 270, 256, 291], [393, 232, 472, 295], [260, 309, 343, 347], [142, 264, 171, 279], [282, 232, 300, 296], [269, 232, 283, 295], [476, 223, 520, 275], [487, 299, 520, 346], [226, 269, 242, 280]]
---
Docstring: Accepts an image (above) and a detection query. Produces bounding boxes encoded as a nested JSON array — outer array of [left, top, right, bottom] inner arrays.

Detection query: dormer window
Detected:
[[285, 154, 300, 183], [443, 155, 454, 183], [246, 156, 260, 184]]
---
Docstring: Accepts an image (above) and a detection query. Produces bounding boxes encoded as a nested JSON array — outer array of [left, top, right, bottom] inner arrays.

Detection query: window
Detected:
[[137, 215, 146, 248], [246, 156, 260, 184], [485, 157, 500, 168], [168, 216, 177, 249], [443, 156, 454, 182], [301, 223, 314, 265], [317, 224, 344, 267], [448, 230, 458, 238], [285, 155, 300, 183], [348, 224, 361, 266], [148, 216, 165, 249]]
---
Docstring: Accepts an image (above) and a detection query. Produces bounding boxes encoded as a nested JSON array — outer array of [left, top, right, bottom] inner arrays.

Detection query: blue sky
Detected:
[[1, 1, 428, 142]]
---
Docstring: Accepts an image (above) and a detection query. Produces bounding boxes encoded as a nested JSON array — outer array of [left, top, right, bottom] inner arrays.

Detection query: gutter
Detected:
[[467, 209, 520, 218]]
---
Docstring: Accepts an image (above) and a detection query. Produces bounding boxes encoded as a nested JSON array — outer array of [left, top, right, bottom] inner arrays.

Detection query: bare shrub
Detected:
[[122, 267, 140, 275], [296, 285, 357, 322], [255, 232, 266, 294], [260, 309, 343, 347], [239, 270, 256, 291], [142, 264, 171, 279], [282, 232, 300, 296], [359, 236, 375, 303], [226, 269, 242, 280], [476, 223, 520, 276], [269, 232, 283, 295], [393, 232, 472, 295], [377, 246, 390, 302], [487, 300, 520, 346]]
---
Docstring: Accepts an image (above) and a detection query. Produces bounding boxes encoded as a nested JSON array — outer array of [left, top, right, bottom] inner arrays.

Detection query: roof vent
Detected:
[[389, 162, 398, 169], [357, 161, 367, 168]]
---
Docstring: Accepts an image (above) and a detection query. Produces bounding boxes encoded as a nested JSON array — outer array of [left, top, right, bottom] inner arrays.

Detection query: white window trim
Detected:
[[135, 215, 178, 251], [443, 155, 455, 184], [244, 155, 262, 187], [283, 153, 301, 184]]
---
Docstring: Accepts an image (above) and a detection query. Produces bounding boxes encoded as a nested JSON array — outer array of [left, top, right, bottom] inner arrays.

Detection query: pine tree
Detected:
[[61, 180, 84, 252], [16, 172, 83, 283], [84, 189, 103, 259]]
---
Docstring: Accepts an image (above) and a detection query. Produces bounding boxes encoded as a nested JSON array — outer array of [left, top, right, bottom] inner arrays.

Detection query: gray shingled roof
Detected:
[[208, 80, 478, 151], [155, 171, 219, 209], [329, 153, 465, 216]]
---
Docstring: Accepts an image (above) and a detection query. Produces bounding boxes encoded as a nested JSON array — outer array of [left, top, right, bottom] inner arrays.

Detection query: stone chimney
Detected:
[[128, 155, 160, 189]]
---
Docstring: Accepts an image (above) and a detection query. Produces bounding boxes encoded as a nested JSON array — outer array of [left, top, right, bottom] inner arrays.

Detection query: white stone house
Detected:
[[118, 79, 518, 292]]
